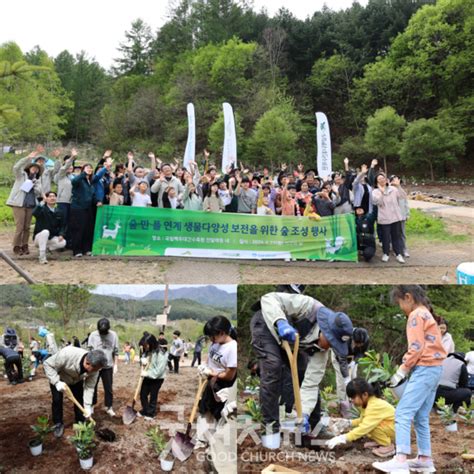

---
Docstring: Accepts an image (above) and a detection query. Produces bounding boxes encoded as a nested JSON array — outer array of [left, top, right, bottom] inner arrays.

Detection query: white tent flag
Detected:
[[315, 112, 332, 178], [183, 103, 195, 170], [222, 102, 237, 173]]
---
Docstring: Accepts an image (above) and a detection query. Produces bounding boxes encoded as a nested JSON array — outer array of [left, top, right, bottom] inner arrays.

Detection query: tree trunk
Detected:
[[429, 161, 434, 182]]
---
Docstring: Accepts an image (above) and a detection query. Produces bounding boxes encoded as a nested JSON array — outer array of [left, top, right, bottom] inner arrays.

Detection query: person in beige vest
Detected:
[[44, 346, 107, 438]]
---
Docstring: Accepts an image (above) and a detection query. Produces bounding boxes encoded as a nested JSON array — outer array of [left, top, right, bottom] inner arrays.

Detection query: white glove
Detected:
[[343, 376, 351, 386], [83, 405, 93, 419], [390, 368, 408, 387], [326, 434, 347, 449], [141, 369, 148, 377], [55, 381, 66, 392], [333, 418, 352, 433], [221, 400, 237, 420], [198, 364, 212, 378], [113, 364, 118, 375], [141, 356, 148, 367], [215, 387, 231, 403]]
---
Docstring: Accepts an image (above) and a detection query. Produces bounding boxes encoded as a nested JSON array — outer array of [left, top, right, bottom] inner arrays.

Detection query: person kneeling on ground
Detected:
[[326, 378, 395, 458], [0, 345, 24, 385], [44, 346, 107, 438], [435, 351, 471, 414], [32, 191, 67, 264], [138, 333, 168, 420], [355, 207, 376, 262]]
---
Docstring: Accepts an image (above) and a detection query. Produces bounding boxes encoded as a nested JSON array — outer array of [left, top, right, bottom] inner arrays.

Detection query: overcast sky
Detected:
[[1, 0, 368, 69], [92, 284, 236, 297]]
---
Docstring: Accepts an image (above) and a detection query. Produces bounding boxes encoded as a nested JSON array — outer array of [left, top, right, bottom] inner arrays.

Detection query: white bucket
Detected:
[[445, 422, 458, 432], [456, 262, 474, 285], [29, 442, 42, 456], [160, 458, 174, 471], [261, 431, 281, 449], [391, 379, 408, 400], [79, 457, 93, 470]]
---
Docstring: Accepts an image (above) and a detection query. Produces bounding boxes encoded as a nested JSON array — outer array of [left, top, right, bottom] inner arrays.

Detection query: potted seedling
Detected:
[[436, 397, 457, 432], [245, 398, 264, 424], [458, 400, 474, 426], [71, 421, 96, 470], [146, 426, 174, 471], [358, 350, 407, 398], [29, 415, 53, 456], [22, 356, 33, 381]]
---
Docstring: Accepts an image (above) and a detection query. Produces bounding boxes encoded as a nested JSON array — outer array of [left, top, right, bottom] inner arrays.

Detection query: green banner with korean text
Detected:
[[92, 206, 358, 261]]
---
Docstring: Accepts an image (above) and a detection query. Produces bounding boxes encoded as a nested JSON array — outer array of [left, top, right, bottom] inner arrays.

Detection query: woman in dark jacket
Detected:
[[69, 163, 108, 257]]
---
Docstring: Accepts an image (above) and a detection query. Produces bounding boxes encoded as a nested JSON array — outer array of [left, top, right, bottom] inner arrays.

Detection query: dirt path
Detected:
[[0, 361, 211, 473], [409, 200, 474, 219]]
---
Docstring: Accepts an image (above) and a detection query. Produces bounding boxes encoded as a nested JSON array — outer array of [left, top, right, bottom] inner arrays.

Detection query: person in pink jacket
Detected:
[[371, 172, 406, 264]]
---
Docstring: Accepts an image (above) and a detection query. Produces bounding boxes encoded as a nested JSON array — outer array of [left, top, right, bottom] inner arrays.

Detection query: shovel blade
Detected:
[[122, 405, 137, 425], [171, 431, 194, 462]]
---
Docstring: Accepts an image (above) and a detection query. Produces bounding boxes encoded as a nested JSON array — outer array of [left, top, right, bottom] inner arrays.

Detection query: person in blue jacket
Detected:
[[69, 159, 110, 257]]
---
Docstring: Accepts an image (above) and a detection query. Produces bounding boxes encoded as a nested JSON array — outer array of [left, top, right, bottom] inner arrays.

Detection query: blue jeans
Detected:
[[395, 365, 442, 456]]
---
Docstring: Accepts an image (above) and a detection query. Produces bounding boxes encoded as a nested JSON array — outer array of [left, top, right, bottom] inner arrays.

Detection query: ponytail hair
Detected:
[[390, 285, 430, 307], [346, 377, 382, 399], [204, 316, 237, 340]]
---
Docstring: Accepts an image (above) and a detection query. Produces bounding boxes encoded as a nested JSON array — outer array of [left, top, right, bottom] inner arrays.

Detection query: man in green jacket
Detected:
[[44, 346, 107, 438], [32, 191, 67, 264]]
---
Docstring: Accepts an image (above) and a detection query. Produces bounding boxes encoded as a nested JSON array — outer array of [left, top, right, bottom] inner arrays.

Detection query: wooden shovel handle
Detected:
[[189, 378, 208, 425], [133, 360, 151, 404], [63, 384, 95, 424], [281, 333, 302, 421]]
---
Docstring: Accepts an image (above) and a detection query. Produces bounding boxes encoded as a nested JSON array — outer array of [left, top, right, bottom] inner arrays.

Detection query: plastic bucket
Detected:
[[79, 457, 93, 470], [29, 442, 42, 456], [261, 431, 281, 449], [456, 262, 474, 285], [391, 379, 408, 400], [445, 422, 458, 432], [160, 458, 174, 471]]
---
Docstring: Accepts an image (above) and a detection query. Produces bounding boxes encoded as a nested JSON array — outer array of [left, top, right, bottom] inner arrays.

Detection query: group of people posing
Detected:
[[248, 285, 473, 474], [8, 145, 410, 263]]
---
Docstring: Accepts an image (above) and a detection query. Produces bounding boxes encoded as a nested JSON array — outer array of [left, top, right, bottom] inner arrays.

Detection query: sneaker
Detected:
[[85, 251, 92, 256], [396, 255, 405, 264], [136, 411, 143, 418], [39, 255, 48, 264], [106, 407, 116, 417], [407, 457, 436, 473], [54, 423, 64, 438], [382, 254, 390, 262], [22, 245, 30, 255], [74, 253, 83, 258], [403, 251, 410, 258], [13, 246, 22, 255], [144, 416, 154, 421], [373, 456, 409, 473], [285, 409, 297, 419]]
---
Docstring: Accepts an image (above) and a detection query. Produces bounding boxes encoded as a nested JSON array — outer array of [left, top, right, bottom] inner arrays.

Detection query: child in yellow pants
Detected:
[[326, 378, 395, 457]]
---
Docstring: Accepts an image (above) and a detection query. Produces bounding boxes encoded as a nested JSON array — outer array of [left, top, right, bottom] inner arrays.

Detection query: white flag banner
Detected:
[[183, 103, 195, 170], [316, 112, 332, 178], [222, 102, 237, 173]]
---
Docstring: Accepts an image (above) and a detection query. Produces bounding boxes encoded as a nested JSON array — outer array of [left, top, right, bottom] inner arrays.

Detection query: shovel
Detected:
[[281, 333, 303, 426], [63, 384, 96, 425], [123, 363, 149, 425], [64, 384, 116, 441], [171, 377, 208, 462]]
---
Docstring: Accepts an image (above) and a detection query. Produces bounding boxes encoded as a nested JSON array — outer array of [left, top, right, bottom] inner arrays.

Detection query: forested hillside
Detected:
[[1, 0, 472, 177]]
